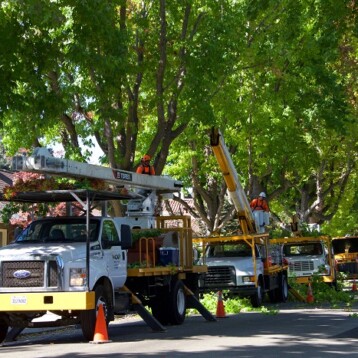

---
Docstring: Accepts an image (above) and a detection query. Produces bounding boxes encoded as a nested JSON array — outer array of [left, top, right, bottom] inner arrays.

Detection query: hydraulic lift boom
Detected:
[[210, 128, 259, 235]]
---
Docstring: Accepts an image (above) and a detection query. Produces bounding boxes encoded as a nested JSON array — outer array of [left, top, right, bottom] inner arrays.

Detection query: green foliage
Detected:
[[197, 292, 278, 315], [288, 272, 354, 306], [0, 202, 21, 224], [0, 1, 357, 236], [269, 228, 292, 239], [131, 229, 163, 244], [196, 292, 251, 315], [322, 174, 358, 236]]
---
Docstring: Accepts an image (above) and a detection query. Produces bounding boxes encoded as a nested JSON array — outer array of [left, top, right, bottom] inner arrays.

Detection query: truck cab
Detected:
[[272, 236, 336, 285], [1, 216, 131, 294], [201, 241, 263, 296], [332, 236, 358, 279], [196, 234, 288, 307]]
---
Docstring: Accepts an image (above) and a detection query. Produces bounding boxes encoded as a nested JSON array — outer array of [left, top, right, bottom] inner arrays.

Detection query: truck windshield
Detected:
[[332, 238, 358, 254], [283, 243, 323, 256], [206, 243, 252, 258], [15, 219, 100, 243]]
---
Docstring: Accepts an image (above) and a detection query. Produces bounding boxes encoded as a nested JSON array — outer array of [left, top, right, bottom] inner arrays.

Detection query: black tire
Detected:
[[168, 280, 186, 325], [250, 277, 265, 308], [0, 320, 8, 344], [80, 285, 111, 341], [276, 273, 288, 302]]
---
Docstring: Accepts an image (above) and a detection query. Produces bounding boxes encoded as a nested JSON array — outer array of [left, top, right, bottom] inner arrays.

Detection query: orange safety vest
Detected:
[[250, 198, 269, 212], [136, 164, 155, 175]]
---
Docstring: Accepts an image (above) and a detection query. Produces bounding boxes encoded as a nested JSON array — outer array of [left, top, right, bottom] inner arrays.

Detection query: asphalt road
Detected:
[[1, 305, 358, 358]]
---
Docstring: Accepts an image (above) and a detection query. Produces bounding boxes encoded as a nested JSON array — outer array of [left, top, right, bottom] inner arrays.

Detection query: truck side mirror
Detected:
[[120, 224, 132, 250]]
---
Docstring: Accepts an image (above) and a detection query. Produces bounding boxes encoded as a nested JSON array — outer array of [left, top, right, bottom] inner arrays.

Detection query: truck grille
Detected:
[[1, 260, 59, 288], [289, 261, 314, 272], [204, 266, 235, 286]]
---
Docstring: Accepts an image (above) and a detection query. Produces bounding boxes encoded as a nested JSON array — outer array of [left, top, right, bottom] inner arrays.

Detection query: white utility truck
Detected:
[[271, 236, 336, 285], [195, 129, 288, 307], [0, 149, 214, 343]]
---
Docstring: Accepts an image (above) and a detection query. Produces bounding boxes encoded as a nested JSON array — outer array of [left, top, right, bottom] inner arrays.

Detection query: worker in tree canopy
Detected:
[[250, 192, 270, 212], [136, 154, 155, 175]]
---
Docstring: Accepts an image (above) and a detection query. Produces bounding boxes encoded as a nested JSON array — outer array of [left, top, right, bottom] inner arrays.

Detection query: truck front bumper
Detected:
[[0, 291, 95, 312], [294, 275, 335, 284]]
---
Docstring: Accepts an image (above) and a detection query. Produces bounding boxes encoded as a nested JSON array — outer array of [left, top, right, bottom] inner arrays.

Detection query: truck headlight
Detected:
[[70, 268, 87, 287], [242, 276, 255, 283]]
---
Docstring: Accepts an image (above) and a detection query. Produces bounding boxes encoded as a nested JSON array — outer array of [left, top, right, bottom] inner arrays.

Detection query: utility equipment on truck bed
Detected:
[[0, 149, 214, 343], [195, 129, 288, 306], [11, 147, 182, 218]]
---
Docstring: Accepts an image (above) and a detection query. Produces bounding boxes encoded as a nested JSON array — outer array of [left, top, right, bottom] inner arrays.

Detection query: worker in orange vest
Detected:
[[250, 192, 270, 232], [136, 154, 155, 175], [250, 192, 270, 213]]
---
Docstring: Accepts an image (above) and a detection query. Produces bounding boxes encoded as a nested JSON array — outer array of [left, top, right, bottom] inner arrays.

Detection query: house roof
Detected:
[[0, 170, 14, 191], [0, 170, 14, 216]]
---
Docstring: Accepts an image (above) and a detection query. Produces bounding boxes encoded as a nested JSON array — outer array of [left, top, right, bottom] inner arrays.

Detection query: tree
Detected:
[[0, 1, 357, 236], [166, 0, 358, 235], [0, 1, 237, 170]]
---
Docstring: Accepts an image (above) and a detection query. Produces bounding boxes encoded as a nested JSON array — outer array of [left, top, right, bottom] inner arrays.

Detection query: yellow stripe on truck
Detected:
[[0, 291, 95, 311]]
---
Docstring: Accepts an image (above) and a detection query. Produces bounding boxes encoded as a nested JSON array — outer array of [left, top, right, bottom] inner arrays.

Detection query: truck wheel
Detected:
[[0, 320, 8, 343], [250, 278, 264, 308], [277, 273, 288, 302], [80, 285, 110, 341], [168, 280, 186, 325]]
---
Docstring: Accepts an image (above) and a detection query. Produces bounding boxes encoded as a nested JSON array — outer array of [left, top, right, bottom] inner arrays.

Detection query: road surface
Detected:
[[1, 306, 357, 357]]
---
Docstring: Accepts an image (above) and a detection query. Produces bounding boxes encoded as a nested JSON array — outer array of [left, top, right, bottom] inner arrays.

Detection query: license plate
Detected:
[[11, 296, 27, 305]]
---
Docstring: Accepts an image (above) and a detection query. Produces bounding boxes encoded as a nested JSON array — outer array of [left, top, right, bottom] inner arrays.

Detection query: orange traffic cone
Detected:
[[352, 277, 357, 292], [216, 291, 227, 318], [90, 304, 112, 344], [306, 282, 314, 304]]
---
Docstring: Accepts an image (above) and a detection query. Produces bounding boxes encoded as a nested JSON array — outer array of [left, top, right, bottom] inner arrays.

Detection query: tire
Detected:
[[250, 277, 264, 308], [80, 285, 111, 341], [276, 273, 288, 302], [168, 280, 186, 325], [0, 320, 8, 344]]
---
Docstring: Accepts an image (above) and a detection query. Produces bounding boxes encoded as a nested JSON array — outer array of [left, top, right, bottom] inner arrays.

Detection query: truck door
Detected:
[[101, 220, 127, 288]]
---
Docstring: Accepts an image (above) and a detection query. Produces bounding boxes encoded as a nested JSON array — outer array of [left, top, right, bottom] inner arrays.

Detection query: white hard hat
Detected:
[[259, 192, 266, 198]]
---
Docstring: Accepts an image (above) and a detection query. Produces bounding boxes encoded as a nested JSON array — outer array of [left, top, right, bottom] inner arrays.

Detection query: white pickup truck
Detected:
[[195, 234, 288, 307]]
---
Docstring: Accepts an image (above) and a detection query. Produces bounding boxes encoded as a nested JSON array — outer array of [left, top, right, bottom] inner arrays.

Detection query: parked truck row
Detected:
[[0, 131, 355, 344], [193, 129, 349, 304]]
